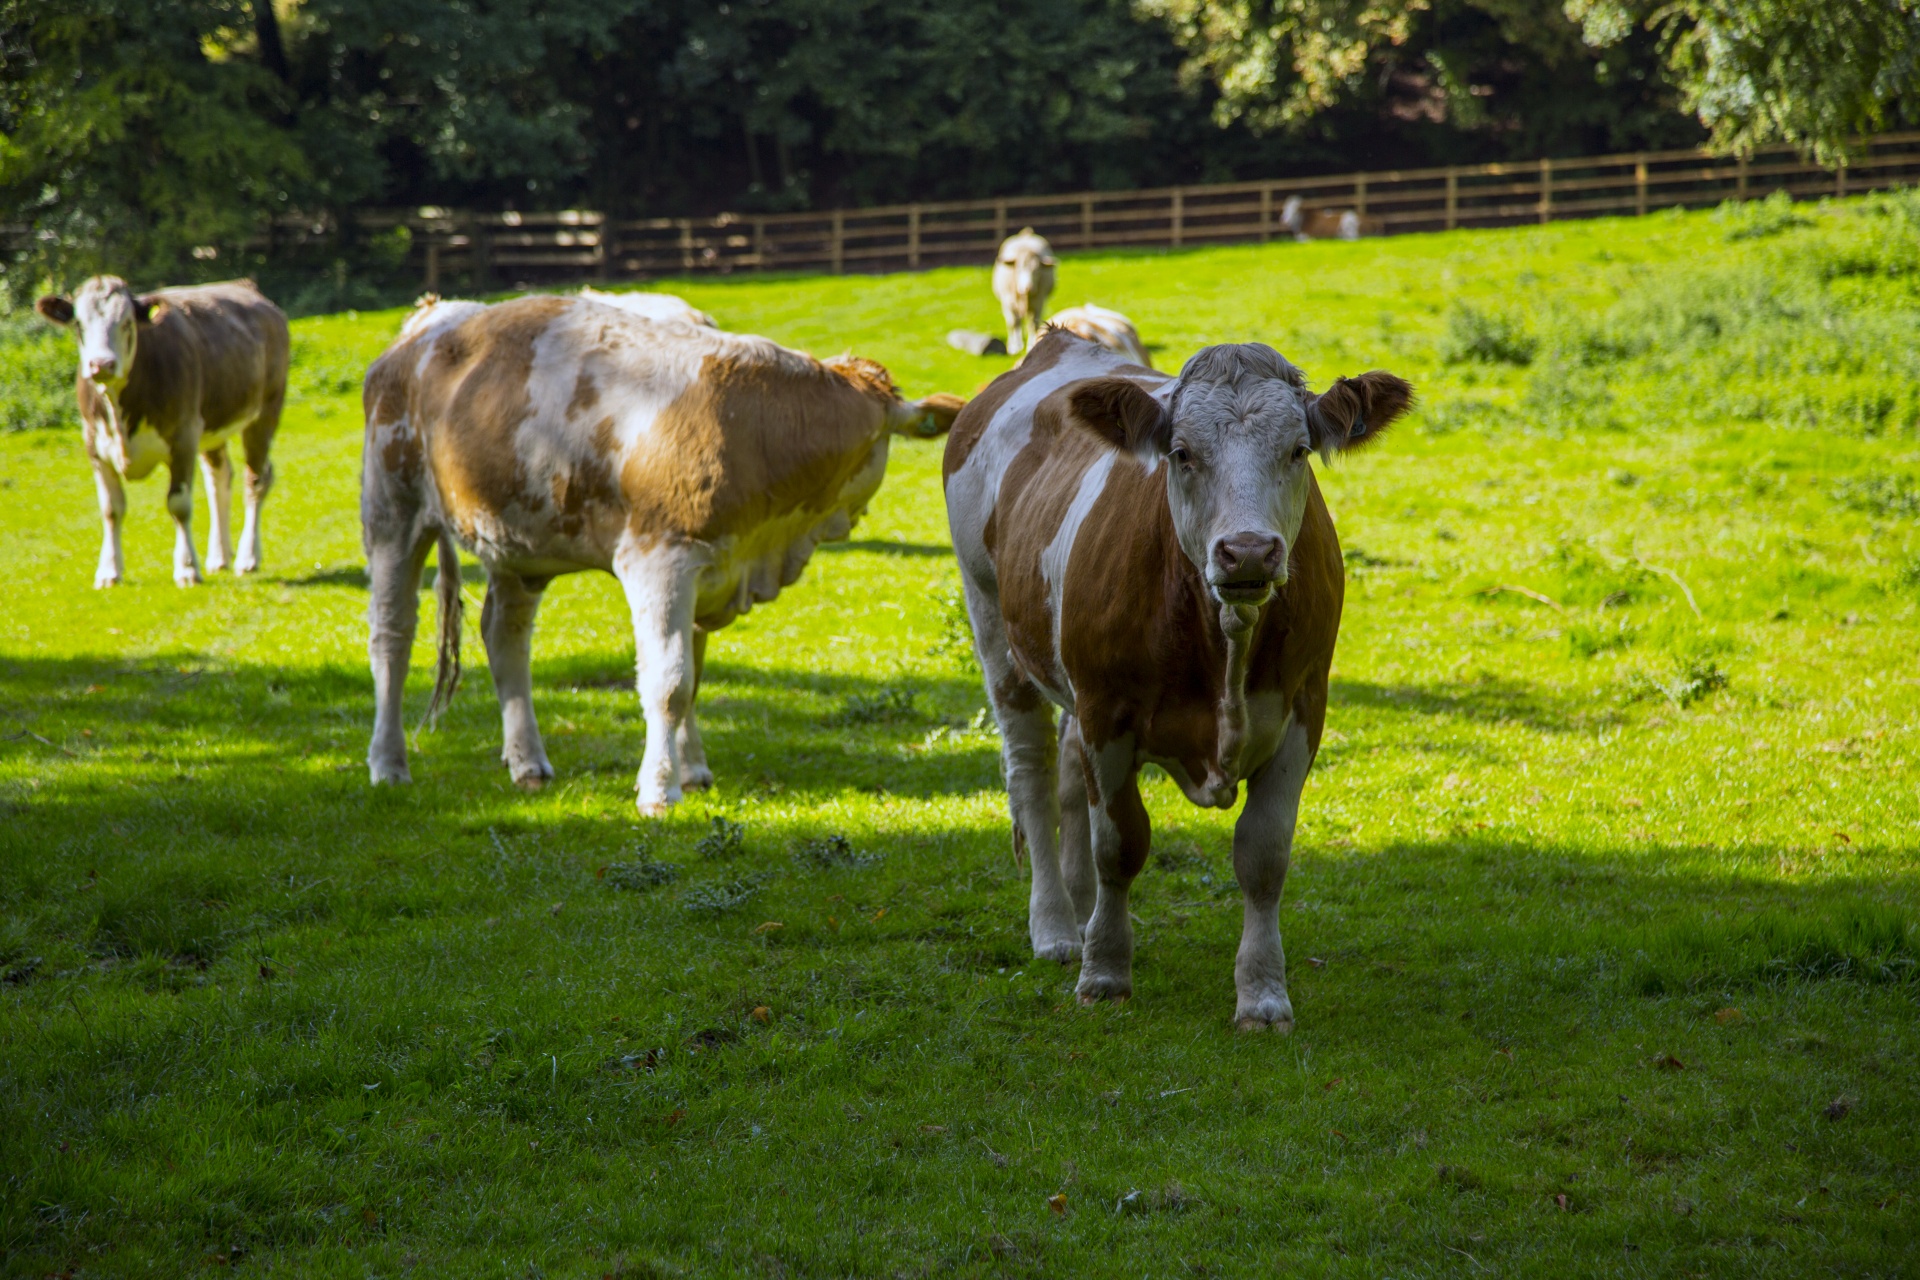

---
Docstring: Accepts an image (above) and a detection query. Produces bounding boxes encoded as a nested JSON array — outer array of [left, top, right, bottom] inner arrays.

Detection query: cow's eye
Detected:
[[1169, 445, 1192, 470], [1292, 445, 1311, 464]]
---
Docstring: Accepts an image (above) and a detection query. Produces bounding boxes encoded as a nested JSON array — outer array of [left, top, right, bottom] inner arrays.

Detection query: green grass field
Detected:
[[3, 195, 1917, 1277]]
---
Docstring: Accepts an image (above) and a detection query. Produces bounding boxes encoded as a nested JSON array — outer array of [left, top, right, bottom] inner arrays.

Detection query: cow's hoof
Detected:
[[636, 798, 675, 817], [679, 765, 714, 791], [233, 557, 260, 575], [206, 557, 230, 574], [175, 570, 201, 587], [1032, 932, 1082, 965], [1233, 995, 1295, 1033], [1075, 972, 1132, 1004], [369, 764, 412, 786], [94, 574, 120, 589]]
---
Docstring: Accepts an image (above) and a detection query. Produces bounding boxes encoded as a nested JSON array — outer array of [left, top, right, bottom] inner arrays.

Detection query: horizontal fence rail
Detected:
[[264, 133, 1920, 291]]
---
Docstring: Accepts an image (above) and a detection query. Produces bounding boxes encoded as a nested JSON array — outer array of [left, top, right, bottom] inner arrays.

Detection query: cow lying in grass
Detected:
[[944, 329, 1410, 1029], [362, 292, 963, 811], [1043, 304, 1152, 368], [36, 277, 288, 587]]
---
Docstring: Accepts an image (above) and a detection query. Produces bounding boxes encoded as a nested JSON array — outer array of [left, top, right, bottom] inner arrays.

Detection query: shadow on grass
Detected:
[[1332, 674, 1620, 734], [814, 540, 952, 559]]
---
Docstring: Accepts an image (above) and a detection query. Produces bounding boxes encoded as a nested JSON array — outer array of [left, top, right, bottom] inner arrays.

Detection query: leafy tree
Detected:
[[1567, 0, 1920, 159]]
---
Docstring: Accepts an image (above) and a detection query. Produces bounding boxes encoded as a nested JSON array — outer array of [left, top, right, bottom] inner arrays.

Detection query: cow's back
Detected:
[[144, 281, 288, 433]]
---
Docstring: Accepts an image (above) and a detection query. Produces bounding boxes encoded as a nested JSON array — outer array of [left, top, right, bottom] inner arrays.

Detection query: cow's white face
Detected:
[[995, 234, 1055, 301], [1068, 344, 1412, 609], [37, 276, 149, 390]]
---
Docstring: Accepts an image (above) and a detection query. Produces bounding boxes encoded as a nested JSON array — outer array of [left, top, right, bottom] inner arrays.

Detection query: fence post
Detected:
[[1170, 188, 1184, 247], [1539, 157, 1553, 223], [754, 217, 768, 272], [907, 206, 921, 270], [1444, 169, 1459, 230], [425, 240, 440, 293], [993, 199, 1007, 245], [1634, 156, 1648, 216], [1355, 174, 1368, 217], [678, 219, 694, 273], [1836, 162, 1848, 198], [1737, 154, 1749, 201], [830, 209, 844, 274], [1081, 195, 1093, 249], [470, 214, 491, 290], [1259, 185, 1272, 241], [597, 214, 616, 281]]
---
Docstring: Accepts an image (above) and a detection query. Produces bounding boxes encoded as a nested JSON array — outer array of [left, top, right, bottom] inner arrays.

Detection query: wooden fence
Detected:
[[285, 133, 1920, 290]]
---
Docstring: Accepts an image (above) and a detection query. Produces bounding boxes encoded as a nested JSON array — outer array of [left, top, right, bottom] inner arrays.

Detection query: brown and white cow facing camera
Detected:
[[36, 277, 289, 587], [991, 228, 1056, 357], [944, 329, 1410, 1030]]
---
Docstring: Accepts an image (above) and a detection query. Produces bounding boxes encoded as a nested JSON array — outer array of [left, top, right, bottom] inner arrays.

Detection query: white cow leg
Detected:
[[1003, 303, 1025, 357], [1057, 713, 1096, 928], [199, 446, 234, 573], [91, 456, 126, 588], [366, 534, 432, 784], [674, 628, 714, 791], [1231, 716, 1312, 1032], [615, 537, 700, 815], [1076, 734, 1146, 1003], [165, 461, 202, 587], [480, 569, 554, 789], [235, 456, 273, 575]]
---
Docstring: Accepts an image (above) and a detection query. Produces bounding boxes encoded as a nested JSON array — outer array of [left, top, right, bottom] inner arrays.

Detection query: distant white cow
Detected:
[[992, 228, 1056, 357], [1043, 304, 1152, 368], [1280, 196, 1382, 242], [578, 287, 716, 328], [36, 277, 288, 587]]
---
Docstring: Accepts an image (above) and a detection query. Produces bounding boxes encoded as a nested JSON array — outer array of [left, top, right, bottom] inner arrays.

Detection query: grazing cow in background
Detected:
[[577, 287, 717, 328], [35, 277, 288, 587], [1041, 304, 1152, 368], [944, 329, 1410, 1029], [1279, 196, 1382, 242], [992, 228, 1056, 356], [362, 295, 964, 811]]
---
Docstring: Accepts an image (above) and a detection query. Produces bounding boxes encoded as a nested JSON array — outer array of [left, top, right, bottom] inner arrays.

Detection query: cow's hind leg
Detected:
[[165, 447, 202, 587], [961, 577, 1077, 962], [1230, 714, 1314, 1032], [1057, 713, 1096, 928], [235, 406, 278, 575], [366, 530, 434, 784], [480, 568, 555, 789], [199, 445, 234, 573], [614, 537, 700, 814], [674, 629, 714, 791], [1076, 733, 1149, 1003]]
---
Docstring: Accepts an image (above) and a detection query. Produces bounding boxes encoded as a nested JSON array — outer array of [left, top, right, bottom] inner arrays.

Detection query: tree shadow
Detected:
[[1331, 675, 1618, 734], [814, 540, 952, 559]]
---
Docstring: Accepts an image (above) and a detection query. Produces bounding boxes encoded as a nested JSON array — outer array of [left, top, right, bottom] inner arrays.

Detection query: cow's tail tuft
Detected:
[[422, 528, 463, 729]]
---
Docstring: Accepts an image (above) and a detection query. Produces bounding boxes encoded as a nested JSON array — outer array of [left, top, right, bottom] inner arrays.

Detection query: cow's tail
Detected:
[[422, 528, 463, 728]]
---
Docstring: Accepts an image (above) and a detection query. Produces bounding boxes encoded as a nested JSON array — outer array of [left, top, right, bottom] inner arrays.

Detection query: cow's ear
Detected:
[[134, 295, 167, 325], [1067, 376, 1169, 462], [1307, 371, 1413, 455], [35, 295, 74, 326], [1039, 254, 1057, 267]]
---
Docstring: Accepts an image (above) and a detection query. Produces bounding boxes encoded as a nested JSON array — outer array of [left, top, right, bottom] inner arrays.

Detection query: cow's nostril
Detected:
[[1213, 532, 1283, 578]]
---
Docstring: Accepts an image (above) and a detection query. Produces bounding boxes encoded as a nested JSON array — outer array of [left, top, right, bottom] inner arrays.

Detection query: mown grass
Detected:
[[2, 197, 1917, 1277]]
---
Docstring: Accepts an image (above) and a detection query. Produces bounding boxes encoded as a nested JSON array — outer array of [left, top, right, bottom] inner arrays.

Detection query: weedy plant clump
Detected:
[[794, 834, 883, 871], [694, 816, 745, 860]]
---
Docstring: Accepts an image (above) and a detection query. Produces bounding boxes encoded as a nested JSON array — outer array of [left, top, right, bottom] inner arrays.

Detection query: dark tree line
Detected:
[[2, 0, 1910, 299]]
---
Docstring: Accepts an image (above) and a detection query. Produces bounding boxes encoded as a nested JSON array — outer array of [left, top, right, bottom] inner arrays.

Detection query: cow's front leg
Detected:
[[1003, 302, 1026, 358], [165, 456, 202, 587], [236, 456, 273, 575], [199, 446, 235, 573], [480, 569, 554, 789], [674, 629, 714, 791], [1057, 713, 1096, 928], [1231, 716, 1313, 1032], [615, 537, 700, 815], [89, 453, 126, 588], [1077, 733, 1148, 1003]]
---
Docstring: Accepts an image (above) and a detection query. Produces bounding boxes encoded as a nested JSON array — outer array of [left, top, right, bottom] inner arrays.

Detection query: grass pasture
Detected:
[[3, 197, 1919, 1276]]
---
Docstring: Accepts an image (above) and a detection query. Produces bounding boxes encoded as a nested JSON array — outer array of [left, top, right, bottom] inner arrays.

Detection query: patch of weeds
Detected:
[[1415, 396, 1515, 437], [603, 855, 681, 891], [827, 687, 918, 726], [695, 816, 744, 860], [0, 312, 75, 433], [1439, 303, 1536, 365], [1523, 362, 1615, 431], [1568, 618, 1638, 659], [794, 834, 883, 871], [1897, 556, 1920, 592], [1629, 656, 1729, 707], [682, 871, 775, 915], [930, 583, 979, 672], [1831, 474, 1920, 518], [1343, 545, 1401, 570], [1716, 191, 1812, 242]]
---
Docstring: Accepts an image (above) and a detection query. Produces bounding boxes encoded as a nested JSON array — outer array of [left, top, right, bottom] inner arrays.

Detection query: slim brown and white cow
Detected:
[[36, 277, 289, 587], [1279, 195, 1383, 242], [944, 330, 1410, 1029], [992, 228, 1056, 357], [362, 292, 963, 811]]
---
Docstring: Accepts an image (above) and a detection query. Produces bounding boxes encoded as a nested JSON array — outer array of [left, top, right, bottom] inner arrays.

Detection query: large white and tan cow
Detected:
[[362, 293, 963, 811], [991, 228, 1056, 357], [1042, 304, 1152, 368], [35, 277, 289, 587], [944, 330, 1410, 1029]]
